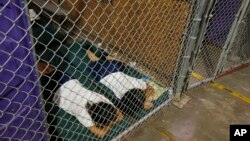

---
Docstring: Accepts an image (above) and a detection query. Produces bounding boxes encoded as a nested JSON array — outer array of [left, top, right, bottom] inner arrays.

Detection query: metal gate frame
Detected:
[[215, 0, 250, 76], [175, 0, 250, 97], [174, 0, 216, 98]]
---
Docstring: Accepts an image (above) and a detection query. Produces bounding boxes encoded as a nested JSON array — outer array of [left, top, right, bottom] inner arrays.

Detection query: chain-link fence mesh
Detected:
[[0, 1, 48, 140], [222, 5, 250, 72], [1, 0, 249, 140], [34, 0, 192, 86], [1, 0, 195, 140], [188, 0, 243, 88]]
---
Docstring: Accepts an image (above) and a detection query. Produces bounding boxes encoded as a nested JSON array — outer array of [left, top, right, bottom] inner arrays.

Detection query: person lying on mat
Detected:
[[31, 4, 155, 120], [82, 43, 156, 118], [37, 39, 155, 119], [37, 61, 123, 138], [99, 72, 155, 119]]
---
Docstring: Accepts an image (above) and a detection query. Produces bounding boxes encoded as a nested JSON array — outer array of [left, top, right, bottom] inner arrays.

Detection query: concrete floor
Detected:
[[125, 66, 250, 141]]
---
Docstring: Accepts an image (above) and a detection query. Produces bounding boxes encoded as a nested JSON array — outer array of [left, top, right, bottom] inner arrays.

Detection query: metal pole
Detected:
[[175, 0, 215, 99], [214, 0, 250, 77], [184, 0, 217, 90], [171, 0, 197, 89]]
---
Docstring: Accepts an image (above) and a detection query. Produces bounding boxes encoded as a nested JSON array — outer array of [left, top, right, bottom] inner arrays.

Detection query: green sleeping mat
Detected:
[[51, 68, 168, 141], [55, 107, 131, 141], [33, 19, 169, 140], [40, 45, 169, 140], [54, 93, 169, 141]]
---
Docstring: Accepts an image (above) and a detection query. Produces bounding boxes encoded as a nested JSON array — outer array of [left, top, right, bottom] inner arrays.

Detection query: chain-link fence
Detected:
[[187, 0, 243, 88], [1, 0, 250, 140], [1, 0, 194, 140], [220, 4, 250, 73]]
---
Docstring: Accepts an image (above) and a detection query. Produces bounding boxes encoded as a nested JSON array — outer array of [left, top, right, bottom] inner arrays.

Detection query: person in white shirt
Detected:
[[99, 72, 155, 119], [37, 61, 123, 138], [83, 45, 156, 119], [54, 79, 123, 138]]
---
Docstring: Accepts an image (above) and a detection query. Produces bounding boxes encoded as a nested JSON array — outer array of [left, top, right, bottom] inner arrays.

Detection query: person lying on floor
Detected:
[[32, 20, 156, 119], [80, 43, 156, 118], [37, 61, 123, 138], [99, 72, 155, 119], [40, 39, 156, 119]]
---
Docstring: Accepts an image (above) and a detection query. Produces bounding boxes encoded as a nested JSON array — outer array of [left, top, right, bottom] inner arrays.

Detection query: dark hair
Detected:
[[86, 102, 117, 128], [120, 89, 146, 119]]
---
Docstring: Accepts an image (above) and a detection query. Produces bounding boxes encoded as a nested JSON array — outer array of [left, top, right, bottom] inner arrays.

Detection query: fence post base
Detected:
[[172, 94, 191, 109]]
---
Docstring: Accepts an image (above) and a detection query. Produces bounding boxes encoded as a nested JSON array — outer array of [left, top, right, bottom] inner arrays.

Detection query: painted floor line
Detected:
[[192, 72, 250, 104], [149, 125, 177, 141]]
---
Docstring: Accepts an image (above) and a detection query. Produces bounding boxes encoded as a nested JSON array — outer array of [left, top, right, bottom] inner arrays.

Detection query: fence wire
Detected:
[[222, 6, 250, 72], [1, 0, 194, 140], [1, 0, 249, 140], [188, 0, 243, 88]]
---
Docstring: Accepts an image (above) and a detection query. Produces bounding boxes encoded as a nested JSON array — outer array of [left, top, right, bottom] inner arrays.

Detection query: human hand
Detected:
[[144, 101, 154, 110], [115, 109, 124, 123], [87, 50, 100, 61]]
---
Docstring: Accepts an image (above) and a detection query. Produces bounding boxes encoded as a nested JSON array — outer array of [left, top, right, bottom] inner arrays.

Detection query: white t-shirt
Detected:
[[54, 79, 113, 127], [100, 72, 147, 99]]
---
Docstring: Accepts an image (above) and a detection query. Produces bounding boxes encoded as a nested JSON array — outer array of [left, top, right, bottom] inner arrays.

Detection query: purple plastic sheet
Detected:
[[0, 0, 47, 140]]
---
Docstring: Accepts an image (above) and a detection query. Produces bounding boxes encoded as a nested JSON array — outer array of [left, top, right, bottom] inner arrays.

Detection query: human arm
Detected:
[[89, 125, 112, 138], [86, 47, 126, 63], [144, 83, 155, 110], [85, 43, 109, 61]]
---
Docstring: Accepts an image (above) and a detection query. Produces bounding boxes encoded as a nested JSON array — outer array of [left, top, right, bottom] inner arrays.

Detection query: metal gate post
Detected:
[[174, 0, 215, 100], [175, 0, 211, 100], [184, 0, 217, 88]]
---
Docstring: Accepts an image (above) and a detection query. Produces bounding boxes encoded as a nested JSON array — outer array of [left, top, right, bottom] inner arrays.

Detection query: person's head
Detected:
[[86, 102, 118, 128], [120, 89, 146, 118], [120, 86, 155, 118]]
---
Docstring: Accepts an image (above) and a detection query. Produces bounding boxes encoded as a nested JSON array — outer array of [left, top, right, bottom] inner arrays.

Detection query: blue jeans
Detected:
[[87, 60, 126, 82]]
